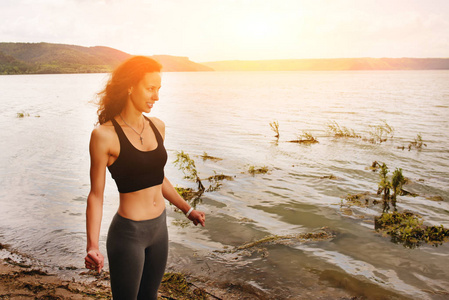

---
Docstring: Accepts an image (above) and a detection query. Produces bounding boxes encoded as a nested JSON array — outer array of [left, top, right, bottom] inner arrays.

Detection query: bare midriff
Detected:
[[117, 184, 165, 221]]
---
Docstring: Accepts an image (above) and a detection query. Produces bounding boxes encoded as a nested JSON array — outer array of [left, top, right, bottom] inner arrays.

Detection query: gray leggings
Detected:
[[106, 209, 168, 300]]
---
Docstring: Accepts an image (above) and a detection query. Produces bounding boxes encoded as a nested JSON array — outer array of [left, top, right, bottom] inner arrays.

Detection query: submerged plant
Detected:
[[391, 168, 406, 198], [160, 272, 209, 299], [375, 212, 449, 248], [269, 120, 280, 138], [173, 151, 232, 215], [174, 151, 205, 191], [16, 112, 30, 118], [201, 151, 222, 161], [248, 165, 269, 176], [326, 121, 360, 138], [288, 131, 318, 144], [367, 161, 381, 172], [367, 120, 394, 143], [215, 227, 336, 258], [408, 134, 427, 151], [377, 163, 391, 203], [341, 192, 376, 208], [377, 164, 406, 212]]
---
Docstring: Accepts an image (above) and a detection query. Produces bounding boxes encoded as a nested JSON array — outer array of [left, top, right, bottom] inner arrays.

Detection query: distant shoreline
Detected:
[[1, 42, 449, 75], [201, 57, 449, 72], [2, 69, 449, 77]]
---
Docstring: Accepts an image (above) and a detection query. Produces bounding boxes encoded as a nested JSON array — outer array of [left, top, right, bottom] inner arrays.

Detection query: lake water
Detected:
[[0, 71, 448, 299]]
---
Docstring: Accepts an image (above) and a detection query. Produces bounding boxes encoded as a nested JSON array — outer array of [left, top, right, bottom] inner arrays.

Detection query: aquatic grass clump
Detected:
[[408, 134, 427, 151], [341, 192, 379, 208], [366, 161, 381, 172], [207, 173, 233, 182], [173, 151, 232, 223], [174, 151, 205, 192], [206, 172, 233, 192], [366, 120, 394, 143], [288, 131, 318, 144], [16, 111, 40, 118], [248, 165, 269, 176], [269, 120, 280, 138], [174, 186, 203, 204], [375, 212, 449, 248], [160, 272, 209, 299], [17, 112, 30, 118], [201, 151, 222, 161], [320, 174, 338, 180], [215, 227, 336, 258], [326, 121, 361, 138], [376, 163, 406, 212]]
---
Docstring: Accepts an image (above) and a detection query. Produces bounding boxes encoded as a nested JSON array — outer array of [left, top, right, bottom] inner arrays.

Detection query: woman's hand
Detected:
[[187, 210, 206, 227], [85, 249, 104, 273]]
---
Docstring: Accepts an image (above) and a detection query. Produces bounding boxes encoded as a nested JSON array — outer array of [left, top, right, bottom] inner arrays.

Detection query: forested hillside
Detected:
[[0, 42, 212, 74]]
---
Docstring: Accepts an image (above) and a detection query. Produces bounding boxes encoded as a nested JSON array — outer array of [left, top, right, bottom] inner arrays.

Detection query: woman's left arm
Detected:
[[152, 117, 205, 226], [162, 177, 206, 227]]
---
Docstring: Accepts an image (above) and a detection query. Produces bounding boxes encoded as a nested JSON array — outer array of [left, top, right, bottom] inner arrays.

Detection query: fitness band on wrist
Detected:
[[185, 207, 194, 217]]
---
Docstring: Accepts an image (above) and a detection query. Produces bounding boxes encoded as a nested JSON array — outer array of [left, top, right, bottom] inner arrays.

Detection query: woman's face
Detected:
[[129, 72, 161, 113]]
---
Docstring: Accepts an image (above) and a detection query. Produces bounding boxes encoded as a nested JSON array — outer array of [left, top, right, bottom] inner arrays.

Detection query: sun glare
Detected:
[[244, 20, 272, 38], [239, 14, 277, 41]]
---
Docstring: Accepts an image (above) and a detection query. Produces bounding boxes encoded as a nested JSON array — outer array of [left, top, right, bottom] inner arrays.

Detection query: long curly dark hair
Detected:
[[96, 56, 162, 125]]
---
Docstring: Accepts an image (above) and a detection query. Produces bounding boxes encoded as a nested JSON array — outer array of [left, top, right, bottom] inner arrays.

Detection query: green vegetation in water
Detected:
[[205, 172, 234, 192], [375, 212, 449, 248], [160, 272, 210, 300], [171, 219, 193, 228], [269, 120, 280, 138], [248, 165, 269, 176], [366, 161, 381, 172], [201, 151, 222, 162], [341, 192, 380, 208], [173, 151, 232, 225], [17, 112, 30, 118], [377, 164, 407, 212], [173, 152, 206, 218], [426, 195, 444, 202], [174, 151, 205, 192], [16, 111, 40, 118], [339, 161, 447, 248], [207, 173, 233, 182], [288, 131, 318, 144], [326, 121, 361, 138], [215, 228, 336, 258], [320, 174, 338, 180], [408, 134, 427, 151], [366, 120, 394, 143], [174, 186, 203, 206]]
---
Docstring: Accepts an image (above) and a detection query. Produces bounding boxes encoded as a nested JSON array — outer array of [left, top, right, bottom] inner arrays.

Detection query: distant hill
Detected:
[[202, 58, 449, 71], [0, 42, 212, 74], [152, 55, 213, 72]]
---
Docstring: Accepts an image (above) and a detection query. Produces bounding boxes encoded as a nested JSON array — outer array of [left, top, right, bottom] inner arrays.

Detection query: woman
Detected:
[[85, 56, 206, 299]]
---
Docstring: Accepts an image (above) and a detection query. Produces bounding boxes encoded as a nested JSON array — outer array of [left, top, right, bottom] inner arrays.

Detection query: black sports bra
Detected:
[[107, 116, 167, 193]]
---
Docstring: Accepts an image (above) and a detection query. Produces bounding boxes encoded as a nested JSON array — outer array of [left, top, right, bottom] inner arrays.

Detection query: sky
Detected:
[[1, 0, 448, 62]]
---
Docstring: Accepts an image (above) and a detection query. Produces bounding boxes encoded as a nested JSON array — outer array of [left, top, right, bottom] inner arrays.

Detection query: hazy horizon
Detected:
[[1, 0, 448, 62]]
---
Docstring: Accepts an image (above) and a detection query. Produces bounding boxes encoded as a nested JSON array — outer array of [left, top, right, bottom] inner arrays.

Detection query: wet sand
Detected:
[[0, 256, 256, 300], [0, 241, 367, 300], [0, 241, 274, 300]]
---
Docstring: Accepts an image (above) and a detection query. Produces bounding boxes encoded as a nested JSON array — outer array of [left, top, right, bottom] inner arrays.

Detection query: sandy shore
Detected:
[[0, 241, 277, 300], [0, 241, 371, 300], [0, 257, 261, 300]]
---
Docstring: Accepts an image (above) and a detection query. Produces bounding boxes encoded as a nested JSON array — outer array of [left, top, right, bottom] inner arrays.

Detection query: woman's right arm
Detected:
[[85, 127, 109, 273]]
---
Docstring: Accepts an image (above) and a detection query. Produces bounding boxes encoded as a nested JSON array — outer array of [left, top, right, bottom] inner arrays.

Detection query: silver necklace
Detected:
[[119, 114, 145, 145]]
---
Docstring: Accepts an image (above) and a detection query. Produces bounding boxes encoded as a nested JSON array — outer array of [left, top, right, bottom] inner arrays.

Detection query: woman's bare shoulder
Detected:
[[90, 121, 116, 143], [148, 116, 165, 128], [148, 116, 165, 139]]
